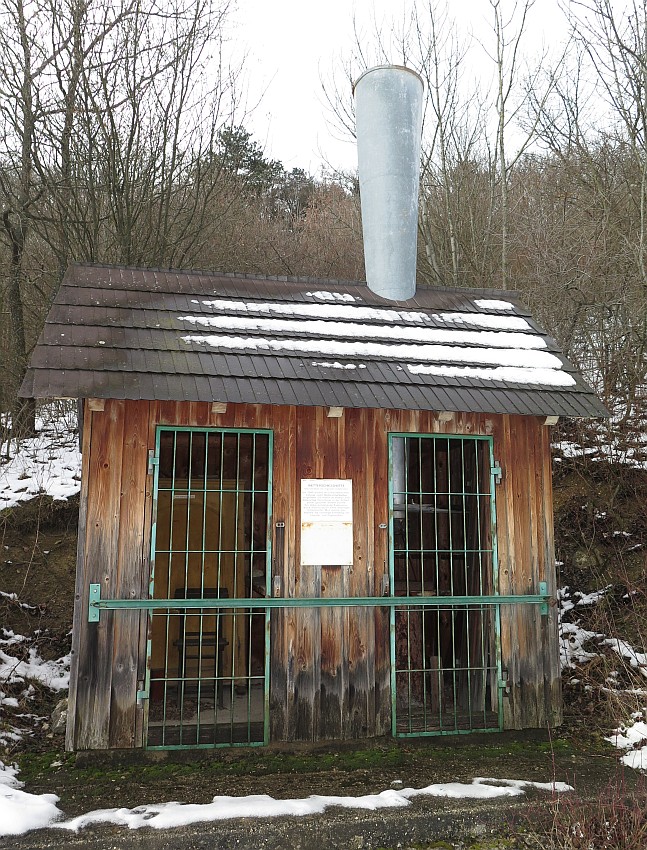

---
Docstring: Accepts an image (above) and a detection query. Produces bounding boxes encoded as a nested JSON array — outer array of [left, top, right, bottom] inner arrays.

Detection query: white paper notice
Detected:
[[301, 479, 353, 566]]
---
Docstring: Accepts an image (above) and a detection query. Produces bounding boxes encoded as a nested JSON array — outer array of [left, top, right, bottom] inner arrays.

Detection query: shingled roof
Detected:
[[20, 263, 607, 418]]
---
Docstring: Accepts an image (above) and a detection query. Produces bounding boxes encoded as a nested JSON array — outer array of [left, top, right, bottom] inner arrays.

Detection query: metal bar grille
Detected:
[[146, 427, 272, 750], [91, 593, 549, 614], [389, 434, 502, 736]]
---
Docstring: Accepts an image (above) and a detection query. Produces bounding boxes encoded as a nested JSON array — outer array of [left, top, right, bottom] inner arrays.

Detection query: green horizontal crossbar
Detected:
[[88, 583, 551, 622]]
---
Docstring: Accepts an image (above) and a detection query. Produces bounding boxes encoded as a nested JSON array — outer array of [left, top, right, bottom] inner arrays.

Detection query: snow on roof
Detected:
[[474, 298, 515, 310], [195, 298, 431, 325], [193, 299, 530, 330], [305, 290, 359, 302], [431, 311, 529, 330], [182, 334, 562, 372], [177, 314, 544, 350], [408, 363, 576, 388], [311, 361, 367, 370]]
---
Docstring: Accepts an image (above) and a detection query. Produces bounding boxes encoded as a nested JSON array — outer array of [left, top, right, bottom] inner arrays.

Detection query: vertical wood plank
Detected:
[[540, 422, 562, 726], [74, 400, 125, 749], [345, 407, 373, 737], [66, 401, 93, 751], [525, 417, 546, 727], [318, 407, 344, 739], [284, 407, 298, 739], [269, 406, 291, 740], [517, 416, 540, 727], [135, 400, 158, 747], [373, 408, 392, 734], [509, 416, 539, 727], [109, 401, 150, 748], [293, 406, 321, 740], [496, 414, 520, 728], [192, 401, 210, 427]]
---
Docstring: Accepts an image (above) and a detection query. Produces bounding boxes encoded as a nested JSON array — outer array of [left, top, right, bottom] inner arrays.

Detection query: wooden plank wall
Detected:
[[495, 414, 562, 730], [67, 400, 561, 750]]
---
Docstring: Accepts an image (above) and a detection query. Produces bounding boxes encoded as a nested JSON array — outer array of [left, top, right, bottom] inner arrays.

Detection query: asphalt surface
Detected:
[[3, 794, 528, 850]]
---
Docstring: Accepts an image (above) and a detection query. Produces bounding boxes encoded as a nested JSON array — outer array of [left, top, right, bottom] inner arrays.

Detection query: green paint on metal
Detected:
[[388, 433, 505, 737], [88, 583, 101, 623], [89, 592, 551, 616], [143, 426, 273, 751]]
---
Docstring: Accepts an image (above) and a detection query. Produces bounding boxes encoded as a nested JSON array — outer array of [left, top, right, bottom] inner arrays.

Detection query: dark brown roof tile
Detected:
[[21, 263, 608, 418]]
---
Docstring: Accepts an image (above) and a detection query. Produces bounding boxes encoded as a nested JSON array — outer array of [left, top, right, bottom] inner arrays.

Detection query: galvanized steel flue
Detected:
[[354, 65, 424, 302]]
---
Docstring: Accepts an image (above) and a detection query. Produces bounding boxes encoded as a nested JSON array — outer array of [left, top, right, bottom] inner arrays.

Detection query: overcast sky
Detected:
[[232, 0, 569, 175]]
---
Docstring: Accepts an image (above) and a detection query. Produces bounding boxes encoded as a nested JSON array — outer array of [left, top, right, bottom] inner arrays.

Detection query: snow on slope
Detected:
[[0, 406, 81, 510]]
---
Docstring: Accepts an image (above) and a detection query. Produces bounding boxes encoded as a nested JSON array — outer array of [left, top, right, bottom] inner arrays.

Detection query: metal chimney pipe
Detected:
[[354, 65, 423, 301]]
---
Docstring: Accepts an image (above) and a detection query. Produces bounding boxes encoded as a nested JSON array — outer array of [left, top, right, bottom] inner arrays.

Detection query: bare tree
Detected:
[[0, 0, 242, 433], [521, 0, 647, 418]]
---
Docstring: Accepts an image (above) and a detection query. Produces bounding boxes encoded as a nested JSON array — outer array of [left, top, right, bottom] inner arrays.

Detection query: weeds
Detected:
[[523, 777, 647, 849]]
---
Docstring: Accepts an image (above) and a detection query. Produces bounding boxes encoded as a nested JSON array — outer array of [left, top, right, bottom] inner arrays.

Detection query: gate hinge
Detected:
[[147, 450, 159, 476], [137, 679, 149, 703], [498, 669, 510, 696], [88, 583, 101, 622], [491, 461, 502, 483], [381, 574, 390, 596]]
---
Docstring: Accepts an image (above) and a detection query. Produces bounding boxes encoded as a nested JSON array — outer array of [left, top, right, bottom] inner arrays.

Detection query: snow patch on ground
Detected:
[[0, 406, 81, 510], [0, 762, 63, 836], [0, 775, 571, 837], [555, 418, 647, 470], [0, 641, 70, 694], [606, 720, 647, 770], [558, 587, 606, 669], [559, 586, 647, 772]]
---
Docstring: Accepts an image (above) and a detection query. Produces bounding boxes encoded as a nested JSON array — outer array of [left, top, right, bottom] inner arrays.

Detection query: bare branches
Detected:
[[0, 0, 244, 431]]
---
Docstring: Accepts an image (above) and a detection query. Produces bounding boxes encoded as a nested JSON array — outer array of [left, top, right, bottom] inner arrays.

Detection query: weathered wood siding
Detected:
[[66, 400, 560, 750]]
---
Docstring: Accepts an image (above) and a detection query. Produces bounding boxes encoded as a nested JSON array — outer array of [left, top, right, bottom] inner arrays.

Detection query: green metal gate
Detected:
[[144, 426, 272, 749], [389, 433, 503, 736]]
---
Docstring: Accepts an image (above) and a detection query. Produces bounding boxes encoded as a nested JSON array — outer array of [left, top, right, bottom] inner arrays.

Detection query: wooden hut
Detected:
[[21, 263, 606, 752]]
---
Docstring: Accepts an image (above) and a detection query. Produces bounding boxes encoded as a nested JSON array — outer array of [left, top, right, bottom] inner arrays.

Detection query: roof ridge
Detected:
[[66, 262, 522, 299], [68, 262, 366, 289]]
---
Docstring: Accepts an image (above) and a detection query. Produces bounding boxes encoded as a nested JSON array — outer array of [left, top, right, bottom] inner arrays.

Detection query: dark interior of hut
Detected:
[[391, 435, 500, 734]]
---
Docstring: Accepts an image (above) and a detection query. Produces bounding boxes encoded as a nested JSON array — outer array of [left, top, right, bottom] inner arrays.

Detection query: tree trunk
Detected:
[[2, 210, 35, 436]]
